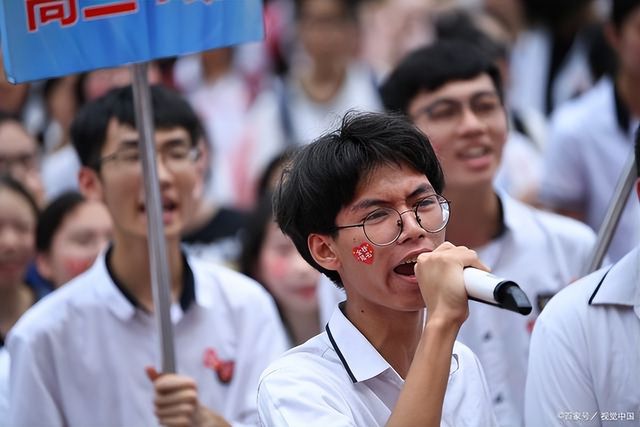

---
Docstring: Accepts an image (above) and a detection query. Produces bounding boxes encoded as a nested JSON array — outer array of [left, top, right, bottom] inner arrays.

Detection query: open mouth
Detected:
[[393, 259, 417, 276], [459, 146, 490, 159]]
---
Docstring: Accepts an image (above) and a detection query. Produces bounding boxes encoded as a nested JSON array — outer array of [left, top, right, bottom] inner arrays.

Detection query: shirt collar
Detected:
[[589, 246, 640, 310], [101, 245, 196, 319], [325, 304, 459, 383]]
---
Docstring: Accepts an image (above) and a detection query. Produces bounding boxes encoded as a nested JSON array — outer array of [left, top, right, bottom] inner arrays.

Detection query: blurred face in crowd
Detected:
[[298, 0, 357, 63], [609, 6, 640, 79], [0, 186, 36, 289], [38, 200, 112, 287], [81, 119, 201, 243], [407, 74, 507, 191], [257, 220, 320, 315], [0, 120, 45, 206]]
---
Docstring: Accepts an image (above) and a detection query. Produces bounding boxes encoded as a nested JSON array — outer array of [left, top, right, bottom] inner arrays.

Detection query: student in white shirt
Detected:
[[537, 0, 640, 263], [525, 132, 640, 426], [7, 85, 288, 427], [380, 40, 596, 426], [258, 111, 497, 426]]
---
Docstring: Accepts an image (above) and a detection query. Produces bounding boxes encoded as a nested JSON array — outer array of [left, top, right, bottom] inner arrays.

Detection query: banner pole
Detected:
[[131, 62, 176, 373]]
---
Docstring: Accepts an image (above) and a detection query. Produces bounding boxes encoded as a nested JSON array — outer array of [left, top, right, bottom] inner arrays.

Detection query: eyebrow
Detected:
[[426, 90, 499, 107], [349, 184, 435, 213]]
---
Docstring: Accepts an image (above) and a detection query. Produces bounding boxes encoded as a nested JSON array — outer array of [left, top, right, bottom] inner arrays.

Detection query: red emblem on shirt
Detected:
[[203, 348, 234, 384]]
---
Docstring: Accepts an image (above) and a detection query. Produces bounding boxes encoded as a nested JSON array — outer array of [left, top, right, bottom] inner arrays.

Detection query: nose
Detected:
[[397, 209, 425, 244], [458, 106, 485, 135], [155, 152, 173, 186]]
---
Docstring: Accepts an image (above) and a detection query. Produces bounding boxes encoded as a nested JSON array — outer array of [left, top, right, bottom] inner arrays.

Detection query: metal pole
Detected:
[[131, 62, 176, 373], [582, 152, 638, 275]]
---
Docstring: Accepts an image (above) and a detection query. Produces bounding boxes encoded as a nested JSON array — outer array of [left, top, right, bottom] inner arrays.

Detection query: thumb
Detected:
[[145, 366, 161, 382]]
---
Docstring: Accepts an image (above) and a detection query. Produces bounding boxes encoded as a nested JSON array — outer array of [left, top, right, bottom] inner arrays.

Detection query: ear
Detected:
[[35, 253, 54, 284], [77, 166, 104, 201], [308, 233, 341, 271]]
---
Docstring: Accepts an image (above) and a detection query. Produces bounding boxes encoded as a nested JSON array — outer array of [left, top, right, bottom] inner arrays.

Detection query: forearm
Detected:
[[386, 318, 460, 427]]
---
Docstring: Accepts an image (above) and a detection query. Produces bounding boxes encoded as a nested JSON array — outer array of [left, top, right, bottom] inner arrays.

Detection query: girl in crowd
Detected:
[[35, 191, 112, 288], [239, 192, 322, 346], [0, 175, 39, 346]]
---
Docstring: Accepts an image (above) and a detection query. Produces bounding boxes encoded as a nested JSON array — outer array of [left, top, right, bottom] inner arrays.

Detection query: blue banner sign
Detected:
[[0, 0, 264, 83]]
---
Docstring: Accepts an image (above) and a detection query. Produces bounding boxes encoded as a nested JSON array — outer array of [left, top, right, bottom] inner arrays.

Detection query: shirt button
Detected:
[[483, 331, 492, 341], [494, 393, 503, 404]]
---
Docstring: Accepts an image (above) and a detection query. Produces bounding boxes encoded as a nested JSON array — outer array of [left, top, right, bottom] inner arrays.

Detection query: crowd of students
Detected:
[[1, 0, 639, 426]]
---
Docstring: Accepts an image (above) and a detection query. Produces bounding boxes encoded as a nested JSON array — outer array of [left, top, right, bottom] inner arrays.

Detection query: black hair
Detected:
[[379, 39, 504, 115], [0, 174, 39, 220], [256, 148, 297, 199], [293, 0, 360, 22], [435, 9, 509, 63], [0, 110, 22, 127], [635, 124, 640, 178], [274, 111, 444, 287], [70, 84, 202, 170], [35, 191, 85, 253], [611, 0, 640, 30]]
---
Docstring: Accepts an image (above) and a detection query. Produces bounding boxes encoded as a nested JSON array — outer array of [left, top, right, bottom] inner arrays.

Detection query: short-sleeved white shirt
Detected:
[[525, 246, 640, 426], [7, 250, 288, 427], [457, 193, 597, 427], [538, 77, 640, 262], [257, 305, 498, 427]]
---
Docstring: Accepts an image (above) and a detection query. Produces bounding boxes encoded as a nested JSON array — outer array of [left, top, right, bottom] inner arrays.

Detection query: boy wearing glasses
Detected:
[[380, 40, 597, 426], [7, 85, 287, 427], [258, 111, 497, 426]]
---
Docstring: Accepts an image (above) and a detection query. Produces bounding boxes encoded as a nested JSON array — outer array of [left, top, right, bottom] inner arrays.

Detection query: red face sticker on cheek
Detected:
[[352, 242, 375, 264]]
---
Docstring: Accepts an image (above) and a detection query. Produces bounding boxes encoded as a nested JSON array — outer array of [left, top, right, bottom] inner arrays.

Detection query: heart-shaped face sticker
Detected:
[[352, 242, 375, 264]]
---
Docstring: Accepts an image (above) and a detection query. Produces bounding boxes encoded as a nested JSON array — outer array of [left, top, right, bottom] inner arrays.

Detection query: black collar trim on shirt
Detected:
[[105, 245, 196, 312], [325, 324, 357, 384], [588, 267, 612, 305], [613, 81, 631, 134], [493, 194, 507, 239]]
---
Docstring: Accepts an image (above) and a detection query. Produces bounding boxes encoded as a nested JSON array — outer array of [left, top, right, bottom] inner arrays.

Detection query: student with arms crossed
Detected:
[[7, 85, 287, 427], [257, 111, 497, 426]]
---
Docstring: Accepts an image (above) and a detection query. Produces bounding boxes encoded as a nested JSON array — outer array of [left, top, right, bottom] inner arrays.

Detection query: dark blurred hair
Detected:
[[380, 39, 503, 115], [435, 9, 509, 63], [274, 111, 444, 287], [256, 149, 297, 199], [36, 191, 85, 253], [611, 0, 640, 29], [70, 84, 202, 170], [239, 191, 275, 281], [635, 125, 640, 178], [293, 0, 360, 22], [0, 174, 39, 220]]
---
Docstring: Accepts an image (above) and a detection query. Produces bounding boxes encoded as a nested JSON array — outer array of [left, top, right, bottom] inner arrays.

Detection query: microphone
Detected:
[[463, 268, 532, 315]]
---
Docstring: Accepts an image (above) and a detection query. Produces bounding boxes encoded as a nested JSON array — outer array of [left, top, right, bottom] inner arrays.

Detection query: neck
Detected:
[[300, 63, 347, 103], [444, 185, 501, 248], [344, 299, 424, 379], [617, 72, 640, 118], [110, 235, 184, 311], [0, 283, 34, 335], [282, 307, 321, 346]]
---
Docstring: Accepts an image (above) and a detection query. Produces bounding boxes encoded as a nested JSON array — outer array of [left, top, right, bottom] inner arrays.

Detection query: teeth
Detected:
[[462, 147, 487, 158], [402, 258, 417, 265]]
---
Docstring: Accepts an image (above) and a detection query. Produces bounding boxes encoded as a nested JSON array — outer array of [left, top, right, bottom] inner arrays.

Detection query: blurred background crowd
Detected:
[[1, 0, 639, 424]]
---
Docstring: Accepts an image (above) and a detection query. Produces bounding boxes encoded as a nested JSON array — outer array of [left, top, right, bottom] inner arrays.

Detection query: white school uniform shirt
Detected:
[[525, 246, 640, 426], [7, 250, 288, 427], [457, 193, 597, 427], [257, 305, 498, 427], [538, 77, 640, 262]]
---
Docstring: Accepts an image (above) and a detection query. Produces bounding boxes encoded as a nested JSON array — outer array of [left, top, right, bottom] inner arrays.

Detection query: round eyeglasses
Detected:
[[333, 194, 450, 247]]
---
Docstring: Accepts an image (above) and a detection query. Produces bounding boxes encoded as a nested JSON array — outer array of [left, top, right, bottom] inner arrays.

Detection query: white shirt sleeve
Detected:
[[525, 309, 599, 427], [7, 331, 65, 427]]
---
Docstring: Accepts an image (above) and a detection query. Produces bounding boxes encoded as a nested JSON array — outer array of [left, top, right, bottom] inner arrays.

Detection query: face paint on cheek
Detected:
[[352, 242, 375, 265]]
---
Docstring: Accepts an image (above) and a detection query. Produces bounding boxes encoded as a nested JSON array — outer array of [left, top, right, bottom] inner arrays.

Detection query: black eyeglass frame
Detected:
[[333, 194, 451, 247]]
